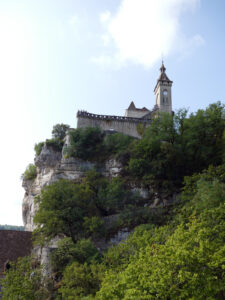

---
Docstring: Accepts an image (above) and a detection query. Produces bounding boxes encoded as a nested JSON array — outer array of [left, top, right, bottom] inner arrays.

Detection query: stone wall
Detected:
[[0, 230, 32, 277], [77, 111, 152, 139]]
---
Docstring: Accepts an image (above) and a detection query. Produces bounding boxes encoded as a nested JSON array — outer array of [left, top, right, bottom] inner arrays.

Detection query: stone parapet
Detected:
[[77, 111, 151, 123]]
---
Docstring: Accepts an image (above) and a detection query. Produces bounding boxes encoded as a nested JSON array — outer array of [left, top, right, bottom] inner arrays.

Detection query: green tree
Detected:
[[183, 102, 225, 173], [83, 216, 106, 238], [51, 238, 101, 274], [104, 133, 134, 157], [33, 179, 96, 243], [0, 256, 47, 300], [97, 163, 225, 300], [65, 127, 105, 161], [128, 103, 225, 194], [52, 123, 70, 140], [59, 262, 104, 299]]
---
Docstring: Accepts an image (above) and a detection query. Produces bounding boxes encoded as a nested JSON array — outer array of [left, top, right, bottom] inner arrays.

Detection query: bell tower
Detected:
[[154, 62, 173, 114]]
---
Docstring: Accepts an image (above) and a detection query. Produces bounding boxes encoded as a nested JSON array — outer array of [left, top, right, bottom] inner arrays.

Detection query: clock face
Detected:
[[163, 89, 168, 96]]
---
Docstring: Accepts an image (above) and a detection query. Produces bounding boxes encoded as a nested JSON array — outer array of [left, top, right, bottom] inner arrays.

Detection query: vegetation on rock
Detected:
[[21, 164, 37, 181], [34, 123, 70, 156], [34, 141, 45, 156], [0, 257, 48, 300], [3, 102, 225, 299], [64, 127, 134, 162]]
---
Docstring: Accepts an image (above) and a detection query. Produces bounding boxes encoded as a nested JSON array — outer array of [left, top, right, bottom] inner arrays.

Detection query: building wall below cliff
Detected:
[[0, 230, 32, 277]]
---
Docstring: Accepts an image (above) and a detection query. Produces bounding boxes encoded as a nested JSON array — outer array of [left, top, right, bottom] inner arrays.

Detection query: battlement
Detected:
[[77, 110, 151, 123], [77, 110, 152, 138]]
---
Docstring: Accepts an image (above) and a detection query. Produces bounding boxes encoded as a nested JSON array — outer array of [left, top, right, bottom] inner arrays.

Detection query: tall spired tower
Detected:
[[154, 62, 173, 114]]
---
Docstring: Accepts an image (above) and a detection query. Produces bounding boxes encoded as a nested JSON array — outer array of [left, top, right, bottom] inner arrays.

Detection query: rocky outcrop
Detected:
[[22, 140, 123, 232]]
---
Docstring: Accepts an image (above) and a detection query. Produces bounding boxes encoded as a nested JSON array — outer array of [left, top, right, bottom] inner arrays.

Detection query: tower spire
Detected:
[[160, 61, 166, 73], [154, 62, 173, 114]]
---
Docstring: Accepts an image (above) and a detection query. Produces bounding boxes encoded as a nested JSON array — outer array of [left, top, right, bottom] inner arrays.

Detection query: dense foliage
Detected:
[[96, 166, 225, 299], [52, 123, 70, 140], [64, 127, 134, 162], [33, 170, 144, 244], [3, 102, 225, 299], [65, 102, 224, 194], [50, 238, 101, 274], [21, 164, 37, 181], [0, 257, 48, 300], [34, 123, 70, 156], [129, 102, 225, 193]]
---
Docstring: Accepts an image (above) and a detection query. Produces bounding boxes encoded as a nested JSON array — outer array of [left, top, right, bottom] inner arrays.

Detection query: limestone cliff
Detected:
[[21, 132, 178, 277], [22, 140, 122, 232]]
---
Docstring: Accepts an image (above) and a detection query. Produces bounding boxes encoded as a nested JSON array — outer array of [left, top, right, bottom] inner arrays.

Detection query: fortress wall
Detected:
[[77, 112, 152, 139]]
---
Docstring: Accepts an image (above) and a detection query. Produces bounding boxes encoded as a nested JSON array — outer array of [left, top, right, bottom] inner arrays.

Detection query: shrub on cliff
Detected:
[[45, 138, 64, 152], [21, 164, 37, 181], [96, 164, 225, 299], [64, 127, 135, 162], [128, 102, 225, 193], [64, 127, 105, 161], [59, 262, 104, 299], [50, 238, 101, 274], [0, 256, 48, 300], [33, 179, 97, 243], [52, 123, 70, 140], [34, 123, 70, 156], [104, 132, 134, 158], [34, 141, 44, 156]]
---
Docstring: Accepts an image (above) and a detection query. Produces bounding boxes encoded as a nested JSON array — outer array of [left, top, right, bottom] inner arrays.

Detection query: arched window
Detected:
[[163, 89, 168, 103]]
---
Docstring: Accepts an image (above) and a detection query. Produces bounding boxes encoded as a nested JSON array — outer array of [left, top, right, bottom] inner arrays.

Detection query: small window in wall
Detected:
[[163, 89, 168, 103]]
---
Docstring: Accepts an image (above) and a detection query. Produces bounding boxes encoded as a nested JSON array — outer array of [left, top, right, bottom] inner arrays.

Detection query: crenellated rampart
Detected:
[[76, 111, 152, 138]]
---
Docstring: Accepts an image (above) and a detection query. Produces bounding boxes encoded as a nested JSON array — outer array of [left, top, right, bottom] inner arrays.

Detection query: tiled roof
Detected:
[[127, 101, 136, 110], [127, 101, 149, 112], [0, 230, 32, 276]]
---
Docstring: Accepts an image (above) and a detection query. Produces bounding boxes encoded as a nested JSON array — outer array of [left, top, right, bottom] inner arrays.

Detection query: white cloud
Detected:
[[94, 0, 203, 68]]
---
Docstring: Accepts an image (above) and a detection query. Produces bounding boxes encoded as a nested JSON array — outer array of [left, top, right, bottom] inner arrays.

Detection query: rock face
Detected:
[[22, 141, 122, 232], [22, 134, 178, 277]]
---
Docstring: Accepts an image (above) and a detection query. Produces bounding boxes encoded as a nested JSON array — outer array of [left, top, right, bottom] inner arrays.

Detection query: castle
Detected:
[[77, 62, 173, 138]]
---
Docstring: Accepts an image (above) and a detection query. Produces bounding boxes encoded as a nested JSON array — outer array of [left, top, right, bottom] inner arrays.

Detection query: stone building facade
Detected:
[[77, 62, 173, 138]]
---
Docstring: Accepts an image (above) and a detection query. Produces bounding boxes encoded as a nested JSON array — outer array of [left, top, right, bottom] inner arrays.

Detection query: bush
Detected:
[[34, 142, 44, 156], [97, 177, 137, 214], [33, 179, 96, 243], [59, 262, 104, 299], [50, 238, 101, 274], [104, 133, 134, 157], [83, 216, 106, 238], [0, 256, 48, 300], [45, 138, 64, 152], [64, 127, 105, 161], [128, 103, 225, 193], [21, 164, 37, 181], [52, 123, 70, 140]]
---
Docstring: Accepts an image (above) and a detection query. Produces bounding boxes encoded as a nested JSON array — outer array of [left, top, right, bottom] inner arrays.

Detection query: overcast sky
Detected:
[[0, 0, 224, 226]]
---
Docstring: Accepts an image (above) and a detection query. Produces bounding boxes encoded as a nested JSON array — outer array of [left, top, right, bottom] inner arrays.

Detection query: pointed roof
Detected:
[[154, 62, 173, 91], [127, 101, 136, 110]]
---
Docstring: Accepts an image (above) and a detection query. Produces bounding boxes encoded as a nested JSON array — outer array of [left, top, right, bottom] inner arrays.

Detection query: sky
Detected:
[[0, 0, 224, 226]]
